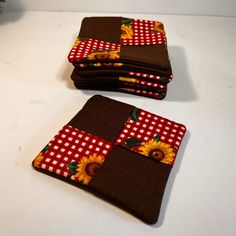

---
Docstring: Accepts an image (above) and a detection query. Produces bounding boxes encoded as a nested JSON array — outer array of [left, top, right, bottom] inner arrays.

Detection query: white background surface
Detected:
[[4, 0, 236, 17], [0, 10, 236, 236]]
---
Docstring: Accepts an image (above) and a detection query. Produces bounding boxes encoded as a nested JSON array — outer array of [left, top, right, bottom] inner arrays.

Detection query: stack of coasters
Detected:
[[32, 95, 186, 224], [68, 17, 173, 99]]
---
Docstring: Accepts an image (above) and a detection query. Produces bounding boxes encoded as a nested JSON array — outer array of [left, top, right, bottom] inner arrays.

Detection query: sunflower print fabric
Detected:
[[152, 21, 165, 33], [32, 125, 112, 184], [120, 18, 167, 45], [121, 24, 133, 39], [87, 50, 120, 61], [33, 144, 50, 168], [115, 108, 186, 166], [67, 154, 105, 185], [138, 140, 175, 165]]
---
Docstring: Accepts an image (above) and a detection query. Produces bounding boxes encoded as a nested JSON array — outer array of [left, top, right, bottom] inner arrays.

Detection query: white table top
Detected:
[[0, 11, 236, 236]]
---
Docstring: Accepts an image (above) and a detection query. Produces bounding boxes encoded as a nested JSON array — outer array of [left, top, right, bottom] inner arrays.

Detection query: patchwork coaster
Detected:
[[32, 95, 187, 224], [68, 36, 170, 72]]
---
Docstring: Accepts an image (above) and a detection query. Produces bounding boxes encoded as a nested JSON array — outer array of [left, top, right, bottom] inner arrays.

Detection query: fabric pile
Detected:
[[68, 17, 173, 99]]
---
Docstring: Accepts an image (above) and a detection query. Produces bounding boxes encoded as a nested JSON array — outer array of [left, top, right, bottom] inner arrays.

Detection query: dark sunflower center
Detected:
[[149, 148, 165, 161], [85, 162, 101, 177]]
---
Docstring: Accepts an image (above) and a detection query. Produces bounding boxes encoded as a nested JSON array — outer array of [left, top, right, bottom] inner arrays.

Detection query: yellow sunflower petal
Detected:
[[73, 154, 106, 185], [121, 24, 133, 39], [138, 140, 175, 165], [153, 22, 165, 33], [33, 153, 44, 168]]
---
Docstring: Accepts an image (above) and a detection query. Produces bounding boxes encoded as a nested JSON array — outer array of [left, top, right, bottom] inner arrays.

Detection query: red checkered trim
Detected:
[[119, 88, 166, 100], [68, 38, 120, 63], [35, 125, 112, 178], [128, 71, 173, 83], [115, 109, 186, 152], [73, 63, 173, 84], [119, 77, 167, 91], [73, 64, 173, 83], [120, 18, 167, 46]]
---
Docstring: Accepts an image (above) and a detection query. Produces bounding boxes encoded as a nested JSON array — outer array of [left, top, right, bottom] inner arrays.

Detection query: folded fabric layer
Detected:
[[75, 65, 173, 85], [72, 69, 167, 99], [74, 82, 167, 100], [32, 95, 187, 224], [71, 68, 167, 92]]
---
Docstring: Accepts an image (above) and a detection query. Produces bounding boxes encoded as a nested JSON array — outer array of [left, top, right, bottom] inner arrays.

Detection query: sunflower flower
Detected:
[[73, 154, 105, 185], [33, 153, 44, 168], [153, 22, 165, 33], [121, 24, 133, 39], [87, 50, 120, 61], [139, 140, 175, 165]]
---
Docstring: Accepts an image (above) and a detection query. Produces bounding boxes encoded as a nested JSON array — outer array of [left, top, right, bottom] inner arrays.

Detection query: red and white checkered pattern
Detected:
[[119, 88, 165, 99], [121, 19, 167, 46], [68, 38, 120, 63], [119, 78, 167, 92], [37, 125, 112, 178], [115, 109, 186, 150], [128, 71, 173, 83]]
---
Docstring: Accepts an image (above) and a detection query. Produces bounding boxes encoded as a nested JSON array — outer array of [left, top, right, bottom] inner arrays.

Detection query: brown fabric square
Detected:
[[89, 146, 171, 224], [79, 17, 122, 43], [68, 95, 134, 142], [120, 44, 171, 70]]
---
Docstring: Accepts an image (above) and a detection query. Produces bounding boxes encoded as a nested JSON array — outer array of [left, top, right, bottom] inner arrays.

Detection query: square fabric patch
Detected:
[[115, 108, 186, 166], [89, 146, 171, 224], [33, 125, 112, 185], [120, 18, 166, 45], [68, 38, 121, 63], [32, 95, 187, 224]]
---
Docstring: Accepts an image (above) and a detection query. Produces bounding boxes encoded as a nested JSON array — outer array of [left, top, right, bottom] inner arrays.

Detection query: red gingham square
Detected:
[[119, 88, 166, 100], [34, 125, 112, 179], [68, 38, 120, 63], [128, 71, 173, 83], [115, 109, 186, 165], [119, 77, 167, 92], [120, 18, 167, 46]]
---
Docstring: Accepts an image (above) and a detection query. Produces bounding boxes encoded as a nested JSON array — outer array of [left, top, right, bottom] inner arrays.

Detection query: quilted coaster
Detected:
[[68, 37, 171, 73], [68, 17, 172, 75], [32, 95, 186, 224]]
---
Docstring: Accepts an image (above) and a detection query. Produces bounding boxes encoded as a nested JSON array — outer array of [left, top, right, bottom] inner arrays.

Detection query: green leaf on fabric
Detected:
[[79, 37, 87, 41], [124, 138, 141, 148], [153, 135, 160, 142], [122, 18, 132, 25], [160, 77, 169, 84], [67, 161, 78, 175], [41, 144, 49, 153], [130, 108, 140, 121]]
